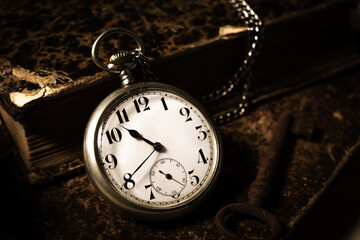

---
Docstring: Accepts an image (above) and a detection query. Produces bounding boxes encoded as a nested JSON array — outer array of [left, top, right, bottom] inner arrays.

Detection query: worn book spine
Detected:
[[0, 1, 358, 116]]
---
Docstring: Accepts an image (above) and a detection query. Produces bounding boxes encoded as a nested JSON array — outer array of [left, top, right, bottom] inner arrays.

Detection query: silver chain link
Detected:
[[133, 51, 161, 82], [138, 0, 263, 125], [211, 0, 264, 125]]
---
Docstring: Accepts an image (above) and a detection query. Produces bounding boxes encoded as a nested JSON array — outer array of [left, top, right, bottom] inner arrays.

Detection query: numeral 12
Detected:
[[134, 97, 150, 113]]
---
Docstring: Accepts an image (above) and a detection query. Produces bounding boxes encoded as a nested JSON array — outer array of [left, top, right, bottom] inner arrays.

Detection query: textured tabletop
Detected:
[[0, 0, 359, 239], [1, 66, 359, 239]]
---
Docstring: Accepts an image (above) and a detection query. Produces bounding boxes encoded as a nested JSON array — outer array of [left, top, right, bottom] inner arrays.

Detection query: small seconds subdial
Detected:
[[150, 158, 187, 197]]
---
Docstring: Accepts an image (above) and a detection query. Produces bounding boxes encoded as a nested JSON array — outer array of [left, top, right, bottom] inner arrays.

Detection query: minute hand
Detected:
[[131, 149, 156, 176]]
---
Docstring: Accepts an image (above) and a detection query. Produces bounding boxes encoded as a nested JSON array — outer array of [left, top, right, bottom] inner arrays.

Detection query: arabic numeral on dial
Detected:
[[145, 184, 155, 200], [116, 109, 129, 124], [105, 127, 122, 144], [172, 191, 180, 198], [179, 107, 192, 122], [195, 125, 207, 141], [123, 173, 135, 190], [161, 97, 168, 111], [134, 97, 150, 113], [172, 193, 180, 199], [188, 169, 200, 186], [105, 154, 118, 169], [198, 149, 208, 164]]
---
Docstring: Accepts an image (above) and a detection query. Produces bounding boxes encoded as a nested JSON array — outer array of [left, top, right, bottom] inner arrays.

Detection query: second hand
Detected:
[[158, 170, 185, 187]]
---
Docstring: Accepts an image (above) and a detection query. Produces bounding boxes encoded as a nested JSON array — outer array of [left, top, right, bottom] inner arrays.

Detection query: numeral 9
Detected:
[[105, 154, 118, 169]]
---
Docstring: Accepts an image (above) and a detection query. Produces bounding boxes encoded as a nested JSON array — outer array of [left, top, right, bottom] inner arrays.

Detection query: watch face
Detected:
[[84, 82, 221, 218]]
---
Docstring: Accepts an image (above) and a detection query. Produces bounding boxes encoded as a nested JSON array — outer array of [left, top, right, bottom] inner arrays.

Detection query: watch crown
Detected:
[[109, 51, 132, 66]]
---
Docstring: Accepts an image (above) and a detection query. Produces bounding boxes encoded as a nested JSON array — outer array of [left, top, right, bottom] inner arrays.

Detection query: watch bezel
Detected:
[[83, 81, 222, 221]]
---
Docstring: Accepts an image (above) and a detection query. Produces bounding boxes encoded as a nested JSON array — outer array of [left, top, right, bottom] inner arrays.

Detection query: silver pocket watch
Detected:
[[83, 28, 223, 221]]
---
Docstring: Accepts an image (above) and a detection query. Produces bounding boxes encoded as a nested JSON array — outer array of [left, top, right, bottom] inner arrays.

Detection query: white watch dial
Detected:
[[98, 90, 218, 209]]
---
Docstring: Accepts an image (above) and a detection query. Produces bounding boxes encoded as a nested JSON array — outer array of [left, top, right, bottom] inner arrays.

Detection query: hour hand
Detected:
[[121, 126, 162, 151]]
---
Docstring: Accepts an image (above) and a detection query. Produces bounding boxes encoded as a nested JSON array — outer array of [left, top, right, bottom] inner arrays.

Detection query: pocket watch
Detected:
[[83, 28, 223, 221]]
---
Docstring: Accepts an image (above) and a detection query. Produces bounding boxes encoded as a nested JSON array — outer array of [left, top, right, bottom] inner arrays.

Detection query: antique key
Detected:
[[215, 112, 295, 240]]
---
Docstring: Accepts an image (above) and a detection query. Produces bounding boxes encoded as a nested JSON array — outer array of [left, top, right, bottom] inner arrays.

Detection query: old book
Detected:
[[0, 0, 358, 183]]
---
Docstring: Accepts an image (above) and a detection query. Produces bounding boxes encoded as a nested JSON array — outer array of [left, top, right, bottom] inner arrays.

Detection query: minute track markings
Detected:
[[97, 89, 217, 209]]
